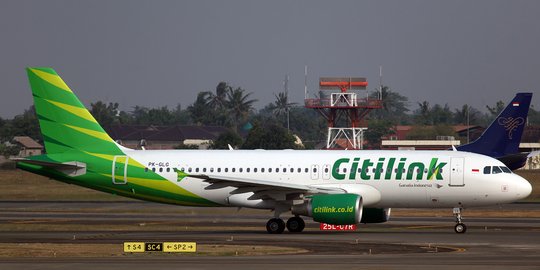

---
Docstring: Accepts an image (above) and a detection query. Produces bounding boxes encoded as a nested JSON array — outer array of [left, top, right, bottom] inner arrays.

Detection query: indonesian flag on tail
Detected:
[[512, 102, 520, 107], [472, 168, 480, 173]]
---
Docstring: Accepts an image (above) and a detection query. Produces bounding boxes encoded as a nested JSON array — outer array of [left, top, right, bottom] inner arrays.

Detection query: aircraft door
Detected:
[[322, 164, 331, 180], [311, 165, 319, 180], [112, 156, 128, 184], [449, 157, 464, 186]]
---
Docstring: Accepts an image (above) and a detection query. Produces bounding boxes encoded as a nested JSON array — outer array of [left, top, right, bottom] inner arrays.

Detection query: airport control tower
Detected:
[[304, 77, 382, 149]]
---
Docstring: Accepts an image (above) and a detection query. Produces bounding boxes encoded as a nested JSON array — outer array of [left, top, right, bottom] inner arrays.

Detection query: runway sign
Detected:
[[123, 242, 197, 253], [320, 223, 357, 231]]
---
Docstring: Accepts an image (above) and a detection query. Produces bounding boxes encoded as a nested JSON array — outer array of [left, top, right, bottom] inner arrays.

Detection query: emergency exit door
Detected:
[[449, 157, 464, 186]]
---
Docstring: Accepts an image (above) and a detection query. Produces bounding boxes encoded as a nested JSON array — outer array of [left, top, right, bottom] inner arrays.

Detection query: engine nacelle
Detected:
[[360, 208, 391, 223], [291, 194, 363, 225]]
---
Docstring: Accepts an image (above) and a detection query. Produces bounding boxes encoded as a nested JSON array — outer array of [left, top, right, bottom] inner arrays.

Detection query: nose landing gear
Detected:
[[453, 207, 467, 233]]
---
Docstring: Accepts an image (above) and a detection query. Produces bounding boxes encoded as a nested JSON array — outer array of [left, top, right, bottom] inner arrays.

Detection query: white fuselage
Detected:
[[123, 149, 532, 209]]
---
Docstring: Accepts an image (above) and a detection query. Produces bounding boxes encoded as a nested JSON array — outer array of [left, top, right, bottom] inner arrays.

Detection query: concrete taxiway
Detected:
[[0, 201, 539, 270]]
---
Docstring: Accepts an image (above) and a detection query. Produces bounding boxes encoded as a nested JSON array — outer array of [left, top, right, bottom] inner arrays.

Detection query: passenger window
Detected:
[[283, 168, 286, 173], [276, 168, 279, 172], [290, 168, 294, 173], [239, 168, 243, 173], [253, 168, 257, 173], [492, 166, 502, 174], [246, 168, 250, 173], [269, 168, 272, 173], [305, 168, 308, 173], [195, 168, 199, 173], [203, 168, 207, 173], [225, 168, 228, 173], [145, 168, 148, 172], [166, 168, 170, 172], [484, 166, 491, 174], [159, 168, 163, 172], [217, 168, 221, 173], [261, 168, 265, 173], [188, 168, 192, 173], [232, 168, 236, 173], [152, 168, 156, 172], [325, 168, 329, 173], [314, 168, 317, 173], [500, 166, 512, 173], [210, 168, 214, 173]]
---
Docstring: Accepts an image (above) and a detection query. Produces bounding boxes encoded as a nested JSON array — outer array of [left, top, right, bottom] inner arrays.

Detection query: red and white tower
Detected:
[[305, 77, 382, 149]]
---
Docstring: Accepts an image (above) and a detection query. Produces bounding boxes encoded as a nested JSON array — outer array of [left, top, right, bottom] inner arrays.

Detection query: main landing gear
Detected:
[[266, 216, 305, 234], [453, 207, 467, 234]]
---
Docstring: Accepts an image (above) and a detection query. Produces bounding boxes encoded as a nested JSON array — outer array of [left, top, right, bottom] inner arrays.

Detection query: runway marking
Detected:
[[401, 225, 448, 229]]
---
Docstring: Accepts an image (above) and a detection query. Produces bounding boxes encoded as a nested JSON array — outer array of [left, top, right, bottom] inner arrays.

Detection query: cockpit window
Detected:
[[492, 166, 502, 174], [483, 166, 491, 174], [500, 166, 512, 173]]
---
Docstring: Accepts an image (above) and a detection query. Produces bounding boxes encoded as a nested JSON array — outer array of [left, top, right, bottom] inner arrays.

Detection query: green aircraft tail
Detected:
[[26, 67, 122, 155]]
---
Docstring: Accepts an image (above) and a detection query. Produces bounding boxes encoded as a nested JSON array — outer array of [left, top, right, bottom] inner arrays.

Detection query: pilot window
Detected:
[[484, 166, 491, 174], [501, 167, 512, 173], [492, 166, 502, 174]]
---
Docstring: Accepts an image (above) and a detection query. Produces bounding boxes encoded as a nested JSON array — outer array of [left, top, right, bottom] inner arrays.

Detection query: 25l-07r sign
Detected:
[[319, 223, 357, 231]]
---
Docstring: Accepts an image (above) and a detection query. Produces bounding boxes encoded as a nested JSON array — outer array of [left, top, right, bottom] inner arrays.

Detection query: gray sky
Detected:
[[1, 0, 539, 118]]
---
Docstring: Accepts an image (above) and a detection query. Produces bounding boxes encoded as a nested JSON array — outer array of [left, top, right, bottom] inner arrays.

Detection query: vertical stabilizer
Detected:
[[26, 67, 122, 155], [457, 93, 532, 158]]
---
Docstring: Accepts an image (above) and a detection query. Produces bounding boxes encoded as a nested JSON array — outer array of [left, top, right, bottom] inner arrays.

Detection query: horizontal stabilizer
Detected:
[[13, 158, 86, 177]]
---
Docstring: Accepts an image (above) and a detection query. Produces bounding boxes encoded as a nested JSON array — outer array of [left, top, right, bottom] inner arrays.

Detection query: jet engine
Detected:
[[360, 208, 391, 223], [291, 194, 363, 225]]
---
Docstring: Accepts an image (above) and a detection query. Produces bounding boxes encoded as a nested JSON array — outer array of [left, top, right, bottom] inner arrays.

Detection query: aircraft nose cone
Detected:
[[515, 177, 532, 200]]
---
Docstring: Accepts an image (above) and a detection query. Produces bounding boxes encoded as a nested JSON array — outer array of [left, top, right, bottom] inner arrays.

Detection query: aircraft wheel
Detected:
[[266, 218, 285, 234], [454, 223, 467, 234], [286, 216, 305, 233]]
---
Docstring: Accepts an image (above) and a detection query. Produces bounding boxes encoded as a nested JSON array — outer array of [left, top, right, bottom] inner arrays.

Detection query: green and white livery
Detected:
[[17, 68, 532, 234]]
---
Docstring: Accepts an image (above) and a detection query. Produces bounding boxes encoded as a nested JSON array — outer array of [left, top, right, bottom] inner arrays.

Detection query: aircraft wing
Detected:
[[189, 174, 345, 201]]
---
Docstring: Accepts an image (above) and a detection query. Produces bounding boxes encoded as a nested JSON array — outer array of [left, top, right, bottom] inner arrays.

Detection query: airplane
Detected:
[[457, 93, 533, 170], [15, 67, 532, 234]]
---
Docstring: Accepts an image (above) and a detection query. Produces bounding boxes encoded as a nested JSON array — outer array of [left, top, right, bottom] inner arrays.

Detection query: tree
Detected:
[[528, 106, 540, 125], [242, 122, 297, 149], [364, 120, 394, 149], [369, 86, 410, 124], [210, 129, 243, 149], [226, 87, 257, 131], [187, 91, 216, 125], [269, 92, 297, 128], [414, 101, 431, 125], [454, 104, 480, 125], [91, 101, 120, 126], [430, 104, 453, 125], [486, 100, 505, 118], [9, 106, 41, 142], [207, 82, 230, 111]]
